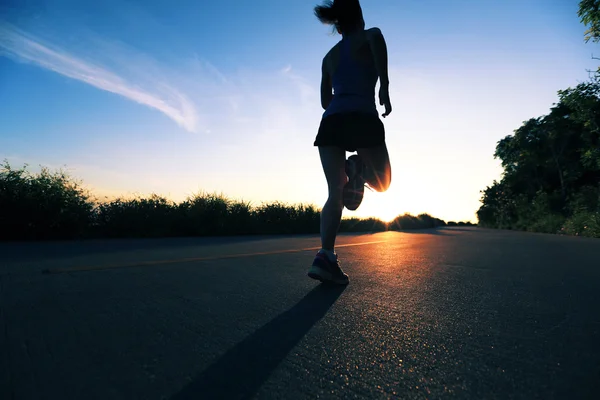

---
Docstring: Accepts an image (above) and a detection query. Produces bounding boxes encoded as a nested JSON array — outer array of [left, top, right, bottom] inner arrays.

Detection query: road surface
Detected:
[[1, 227, 599, 399]]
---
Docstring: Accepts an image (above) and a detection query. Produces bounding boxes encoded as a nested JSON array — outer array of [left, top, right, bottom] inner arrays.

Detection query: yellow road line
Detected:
[[43, 239, 387, 274]]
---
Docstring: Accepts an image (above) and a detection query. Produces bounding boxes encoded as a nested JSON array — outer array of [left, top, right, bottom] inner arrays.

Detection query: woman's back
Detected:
[[323, 29, 379, 117]]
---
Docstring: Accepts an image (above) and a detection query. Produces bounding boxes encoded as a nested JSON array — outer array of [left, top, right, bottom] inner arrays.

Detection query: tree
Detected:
[[579, 0, 600, 43], [477, 78, 600, 233], [476, 2, 600, 236]]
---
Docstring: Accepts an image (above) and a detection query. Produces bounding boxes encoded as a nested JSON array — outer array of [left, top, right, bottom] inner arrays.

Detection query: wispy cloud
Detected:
[[0, 21, 199, 132], [281, 65, 318, 105]]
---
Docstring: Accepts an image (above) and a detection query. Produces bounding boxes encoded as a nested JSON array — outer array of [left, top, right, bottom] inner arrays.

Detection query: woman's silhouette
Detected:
[[308, 0, 392, 285]]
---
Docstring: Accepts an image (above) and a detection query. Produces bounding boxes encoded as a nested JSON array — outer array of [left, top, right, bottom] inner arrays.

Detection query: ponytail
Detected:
[[314, 1, 337, 25], [314, 0, 364, 34]]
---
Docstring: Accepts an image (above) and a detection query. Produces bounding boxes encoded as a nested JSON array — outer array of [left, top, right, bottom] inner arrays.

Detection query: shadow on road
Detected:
[[170, 283, 346, 400]]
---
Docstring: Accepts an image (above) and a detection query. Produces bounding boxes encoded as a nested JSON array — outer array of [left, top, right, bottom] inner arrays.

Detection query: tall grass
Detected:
[[0, 161, 463, 241], [339, 217, 388, 233], [0, 162, 93, 240]]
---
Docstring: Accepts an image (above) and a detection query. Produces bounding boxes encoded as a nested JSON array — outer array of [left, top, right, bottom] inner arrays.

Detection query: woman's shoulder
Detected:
[[365, 27, 383, 37], [324, 41, 341, 60]]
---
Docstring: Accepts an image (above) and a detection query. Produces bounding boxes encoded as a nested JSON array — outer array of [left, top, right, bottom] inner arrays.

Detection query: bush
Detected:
[[0, 161, 93, 240], [253, 202, 320, 235], [0, 161, 453, 240], [94, 194, 179, 238], [339, 218, 387, 233], [224, 200, 255, 235], [562, 211, 600, 237], [528, 214, 565, 235], [388, 213, 446, 231], [178, 193, 232, 236]]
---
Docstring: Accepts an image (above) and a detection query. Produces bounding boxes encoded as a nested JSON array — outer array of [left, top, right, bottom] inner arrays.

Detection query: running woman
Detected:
[[307, 0, 392, 285]]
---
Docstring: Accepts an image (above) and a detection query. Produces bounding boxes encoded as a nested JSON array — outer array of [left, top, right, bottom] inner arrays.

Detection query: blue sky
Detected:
[[0, 0, 596, 222]]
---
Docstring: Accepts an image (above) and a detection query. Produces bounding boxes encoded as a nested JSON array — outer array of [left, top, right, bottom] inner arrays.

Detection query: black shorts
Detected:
[[314, 112, 385, 152]]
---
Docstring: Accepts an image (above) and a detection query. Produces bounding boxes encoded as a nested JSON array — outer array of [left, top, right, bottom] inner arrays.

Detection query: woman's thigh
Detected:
[[318, 146, 347, 194]]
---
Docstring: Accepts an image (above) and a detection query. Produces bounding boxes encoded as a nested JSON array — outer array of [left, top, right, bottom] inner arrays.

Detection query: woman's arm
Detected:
[[320, 56, 333, 110], [367, 27, 389, 86], [367, 28, 392, 117]]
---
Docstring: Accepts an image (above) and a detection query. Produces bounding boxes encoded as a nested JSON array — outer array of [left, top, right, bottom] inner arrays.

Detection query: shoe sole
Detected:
[[343, 187, 364, 211], [307, 266, 349, 285], [343, 156, 365, 211], [343, 185, 364, 211]]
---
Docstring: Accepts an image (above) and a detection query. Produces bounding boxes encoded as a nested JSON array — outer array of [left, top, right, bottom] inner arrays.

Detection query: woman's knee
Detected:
[[357, 145, 391, 192], [365, 169, 391, 192], [326, 183, 345, 206]]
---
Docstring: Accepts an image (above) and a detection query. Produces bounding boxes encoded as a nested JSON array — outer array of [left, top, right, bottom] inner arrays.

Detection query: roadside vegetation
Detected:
[[0, 161, 473, 241], [476, 1, 600, 238], [476, 75, 600, 238]]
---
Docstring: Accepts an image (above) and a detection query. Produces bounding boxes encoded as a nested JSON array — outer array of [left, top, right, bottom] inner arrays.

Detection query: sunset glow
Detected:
[[0, 0, 593, 224]]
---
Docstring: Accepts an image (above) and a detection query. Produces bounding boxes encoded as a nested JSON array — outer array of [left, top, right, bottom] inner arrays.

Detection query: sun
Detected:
[[349, 190, 403, 222]]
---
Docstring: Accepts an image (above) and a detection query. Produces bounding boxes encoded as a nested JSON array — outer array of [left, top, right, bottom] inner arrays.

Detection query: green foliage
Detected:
[[94, 194, 180, 238], [477, 74, 600, 238], [562, 211, 600, 237], [388, 213, 446, 231], [528, 214, 565, 235], [0, 161, 94, 240], [1, 160, 453, 240], [253, 202, 320, 234], [339, 218, 387, 232], [178, 193, 234, 236], [432, 2, 600, 239], [579, 0, 600, 43]]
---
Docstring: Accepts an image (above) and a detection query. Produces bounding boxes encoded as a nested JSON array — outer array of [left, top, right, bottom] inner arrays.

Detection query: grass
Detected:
[[0, 161, 471, 241]]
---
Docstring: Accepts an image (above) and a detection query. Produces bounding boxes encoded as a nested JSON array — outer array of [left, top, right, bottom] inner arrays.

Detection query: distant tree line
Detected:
[[0, 161, 465, 241]]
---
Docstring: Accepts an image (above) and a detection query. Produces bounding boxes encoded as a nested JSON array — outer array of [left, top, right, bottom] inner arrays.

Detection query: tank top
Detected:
[[322, 34, 379, 118]]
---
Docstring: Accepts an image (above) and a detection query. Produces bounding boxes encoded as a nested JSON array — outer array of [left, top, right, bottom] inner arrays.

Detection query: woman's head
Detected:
[[314, 0, 365, 35]]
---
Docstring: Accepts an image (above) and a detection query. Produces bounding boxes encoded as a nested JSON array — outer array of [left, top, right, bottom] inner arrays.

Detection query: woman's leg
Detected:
[[357, 143, 392, 192], [308, 145, 349, 285], [318, 146, 347, 250]]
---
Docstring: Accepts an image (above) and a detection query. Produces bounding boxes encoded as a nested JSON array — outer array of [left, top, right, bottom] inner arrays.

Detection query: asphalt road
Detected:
[[1, 227, 599, 399]]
